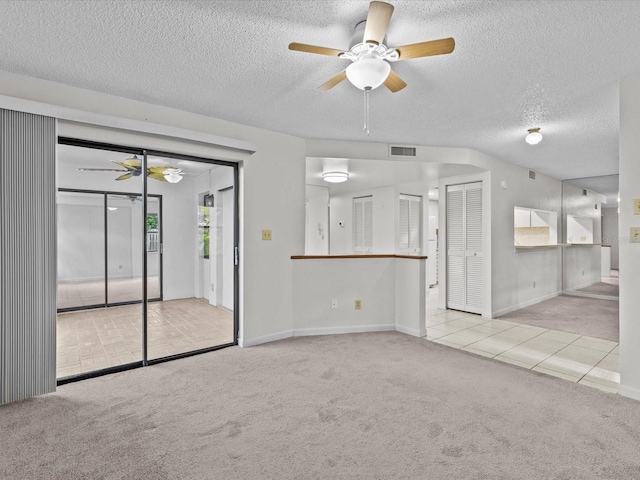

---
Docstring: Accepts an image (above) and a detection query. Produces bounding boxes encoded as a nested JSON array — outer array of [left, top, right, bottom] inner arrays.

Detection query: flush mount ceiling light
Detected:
[[289, 1, 455, 135], [525, 128, 543, 145], [322, 171, 349, 183]]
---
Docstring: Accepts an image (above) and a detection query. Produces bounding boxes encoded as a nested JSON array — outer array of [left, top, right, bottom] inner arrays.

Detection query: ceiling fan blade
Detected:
[[394, 37, 455, 60], [319, 71, 347, 91], [148, 166, 171, 173], [112, 161, 136, 170], [288, 42, 345, 57], [148, 172, 169, 182], [77, 168, 128, 172], [384, 70, 407, 93], [115, 173, 133, 181], [123, 157, 142, 168], [363, 1, 394, 45]]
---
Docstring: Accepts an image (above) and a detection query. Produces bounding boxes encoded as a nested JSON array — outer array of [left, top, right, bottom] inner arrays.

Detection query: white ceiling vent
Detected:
[[389, 145, 417, 158], [528, 170, 536, 180]]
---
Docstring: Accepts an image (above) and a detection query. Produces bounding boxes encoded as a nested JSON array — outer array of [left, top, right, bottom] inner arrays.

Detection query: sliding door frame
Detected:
[[57, 137, 240, 384]]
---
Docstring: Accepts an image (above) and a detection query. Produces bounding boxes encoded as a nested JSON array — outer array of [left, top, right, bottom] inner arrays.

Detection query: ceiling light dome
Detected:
[[525, 128, 543, 145], [322, 171, 349, 183], [163, 168, 183, 183], [346, 58, 391, 90]]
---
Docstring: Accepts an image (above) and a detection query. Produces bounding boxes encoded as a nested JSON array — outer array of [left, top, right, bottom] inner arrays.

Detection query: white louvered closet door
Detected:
[[446, 182, 483, 314]]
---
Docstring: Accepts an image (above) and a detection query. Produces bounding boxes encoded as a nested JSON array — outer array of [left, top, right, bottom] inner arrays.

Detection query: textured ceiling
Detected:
[[1, 0, 638, 180]]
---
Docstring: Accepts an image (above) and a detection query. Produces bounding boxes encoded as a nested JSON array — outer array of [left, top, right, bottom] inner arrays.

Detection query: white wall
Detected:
[[291, 257, 426, 339], [0, 71, 305, 347], [329, 185, 395, 254], [619, 73, 640, 400], [602, 208, 619, 270]]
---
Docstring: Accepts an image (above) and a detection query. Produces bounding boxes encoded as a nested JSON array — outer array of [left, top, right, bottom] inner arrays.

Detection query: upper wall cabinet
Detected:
[[514, 206, 558, 247]]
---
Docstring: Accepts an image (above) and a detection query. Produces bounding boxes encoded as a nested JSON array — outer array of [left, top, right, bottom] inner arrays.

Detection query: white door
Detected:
[[446, 182, 483, 314]]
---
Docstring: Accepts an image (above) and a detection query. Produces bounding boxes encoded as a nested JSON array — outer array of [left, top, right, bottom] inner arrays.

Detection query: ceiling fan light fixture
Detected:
[[525, 128, 543, 145], [322, 171, 349, 183], [346, 58, 391, 90], [163, 168, 183, 183]]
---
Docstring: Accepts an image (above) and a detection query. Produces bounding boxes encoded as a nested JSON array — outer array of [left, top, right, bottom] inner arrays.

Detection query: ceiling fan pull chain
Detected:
[[363, 86, 371, 136]]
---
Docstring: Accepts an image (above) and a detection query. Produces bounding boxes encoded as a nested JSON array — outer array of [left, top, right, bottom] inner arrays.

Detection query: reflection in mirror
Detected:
[[562, 174, 618, 299]]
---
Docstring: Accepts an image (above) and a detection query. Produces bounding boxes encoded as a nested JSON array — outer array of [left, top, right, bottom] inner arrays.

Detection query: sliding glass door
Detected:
[[146, 154, 236, 360], [56, 139, 238, 381]]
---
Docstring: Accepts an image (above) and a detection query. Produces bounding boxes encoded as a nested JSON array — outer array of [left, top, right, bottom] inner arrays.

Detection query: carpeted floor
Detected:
[[498, 295, 619, 342], [578, 281, 619, 296], [2, 332, 640, 479]]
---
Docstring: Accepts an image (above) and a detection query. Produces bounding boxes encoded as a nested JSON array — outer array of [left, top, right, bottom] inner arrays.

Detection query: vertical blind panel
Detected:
[[465, 185, 483, 253], [364, 198, 373, 250], [353, 200, 363, 249], [353, 196, 373, 253], [399, 198, 409, 250], [465, 255, 483, 309], [0, 109, 57, 405]]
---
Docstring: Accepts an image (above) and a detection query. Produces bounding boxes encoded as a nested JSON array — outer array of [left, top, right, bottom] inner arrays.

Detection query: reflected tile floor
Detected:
[[425, 303, 619, 394], [56, 298, 234, 379]]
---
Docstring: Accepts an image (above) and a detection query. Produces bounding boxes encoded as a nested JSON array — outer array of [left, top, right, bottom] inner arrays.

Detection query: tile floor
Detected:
[[56, 298, 234, 379], [424, 301, 619, 394], [57, 276, 161, 310]]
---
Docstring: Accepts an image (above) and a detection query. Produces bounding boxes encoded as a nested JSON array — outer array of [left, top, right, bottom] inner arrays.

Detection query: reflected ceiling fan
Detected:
[[77, 155, 184, 183], [289, 0, 455, 133]]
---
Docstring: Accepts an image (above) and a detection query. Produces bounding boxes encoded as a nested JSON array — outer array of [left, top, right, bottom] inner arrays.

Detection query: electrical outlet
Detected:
[[210, 283, 214, 291], [634, 199, 640, 215], [582, 270, 585, 276], [331, 298, 338, 309], [262, 229, 272, 241], [355, 299, 362, 310], [631, 227, 640, 243], [533, 281, 536, 288], [119, 264, 123, 270]]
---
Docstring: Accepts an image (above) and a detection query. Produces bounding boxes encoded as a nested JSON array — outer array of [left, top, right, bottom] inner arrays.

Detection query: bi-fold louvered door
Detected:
[[446, 182, 483, 314]]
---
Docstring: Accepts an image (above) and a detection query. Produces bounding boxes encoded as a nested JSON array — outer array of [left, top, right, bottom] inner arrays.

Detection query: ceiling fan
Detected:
[[289, 0, 455, 93], [77, 155, 184, 183], [289, 0, 455, 133]]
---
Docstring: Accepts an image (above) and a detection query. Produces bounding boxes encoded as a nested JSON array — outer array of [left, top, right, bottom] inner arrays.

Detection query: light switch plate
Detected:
[[631, 227, 640, 243], [634, 199, 640, 215]]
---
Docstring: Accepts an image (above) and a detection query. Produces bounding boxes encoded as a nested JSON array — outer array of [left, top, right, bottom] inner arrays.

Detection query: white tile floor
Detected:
[[425, 298, 619, 394]]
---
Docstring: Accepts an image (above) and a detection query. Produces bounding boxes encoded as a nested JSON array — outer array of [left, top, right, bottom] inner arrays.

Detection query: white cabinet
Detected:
[[514, 209, 531, 228], [514, 207, 558, 246]]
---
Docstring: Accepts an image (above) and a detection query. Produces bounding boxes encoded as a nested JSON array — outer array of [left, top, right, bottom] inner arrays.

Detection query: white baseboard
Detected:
[[617, 384, 640, 401], [239, 329, 293, 348], [395, 324, 425, 337], [492, 291, 562, 317], [293, 324, 395, 337]]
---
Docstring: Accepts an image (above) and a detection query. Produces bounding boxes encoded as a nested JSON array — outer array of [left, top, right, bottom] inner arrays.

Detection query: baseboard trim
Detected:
[[395, 324, 424, 337], [293, 324, 395, 337], [239, 330, 293, 348], [617, 384, 640, 401], [492, 291, 561, 317]]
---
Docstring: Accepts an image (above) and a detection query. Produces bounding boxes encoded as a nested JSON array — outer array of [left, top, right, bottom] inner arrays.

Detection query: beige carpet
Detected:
[[2, 332, 640, 479], [498, 295, 619, 342]]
